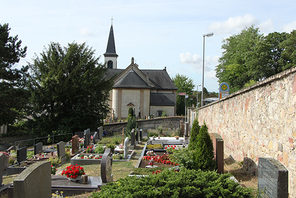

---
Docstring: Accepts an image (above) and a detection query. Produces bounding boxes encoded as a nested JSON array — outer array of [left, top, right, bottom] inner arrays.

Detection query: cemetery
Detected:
[[0, 119, 289, 197]]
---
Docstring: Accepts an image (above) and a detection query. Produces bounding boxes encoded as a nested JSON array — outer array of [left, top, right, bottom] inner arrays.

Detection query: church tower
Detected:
[[104, 24, 118, 69]]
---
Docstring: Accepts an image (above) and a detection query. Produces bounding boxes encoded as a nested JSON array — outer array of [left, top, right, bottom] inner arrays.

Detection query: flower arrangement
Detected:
[[61, 164, 85, 179], [165, 145, 178, 153], [146, 150, 156, 156], [142, 154, 178, 166], [51, 165, 57, 175], [85, 145, 94, 153], [78, 154, 102, 159]]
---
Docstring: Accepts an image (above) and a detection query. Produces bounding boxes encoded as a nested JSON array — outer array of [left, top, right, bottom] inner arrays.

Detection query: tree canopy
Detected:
[[0, 23, 28, 126], [216, 26, 296, 93], [28, 42, 112, 135], [173, 74, 195, 115]]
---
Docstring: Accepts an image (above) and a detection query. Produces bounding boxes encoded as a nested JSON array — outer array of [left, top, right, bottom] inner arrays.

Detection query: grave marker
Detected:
[[98, 126, 103, 140], [93, 132, 98, 144], [84, 128, 91, 148], [139, 129, 143, 141], [34, 142, 43, 155], [71, 135, 79, 154], [258, 158, 288, 198], [13, 161, 51, 198], [57, 141, 66, 163], [135, 129, 139, 142], [0, 152, 9, 186], [101, 148, 113, 183], [210, 133, 224, 173], [17, 147, 27, 163], [124, 137, 129, 159], [131, 129, 135, 148]]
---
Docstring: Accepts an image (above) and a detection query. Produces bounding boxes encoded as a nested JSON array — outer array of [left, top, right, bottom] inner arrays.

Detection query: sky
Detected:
[[1, 0, 296, 92]]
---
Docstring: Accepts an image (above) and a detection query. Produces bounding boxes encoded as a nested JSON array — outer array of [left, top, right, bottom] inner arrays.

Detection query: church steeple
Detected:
[[104, 23, 118, 69]]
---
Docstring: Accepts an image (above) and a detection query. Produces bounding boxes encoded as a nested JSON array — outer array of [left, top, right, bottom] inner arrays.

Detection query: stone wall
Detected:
[[104, 116, 184, 134], [150, 106, 175, 117], [196, 67, 296, 197]]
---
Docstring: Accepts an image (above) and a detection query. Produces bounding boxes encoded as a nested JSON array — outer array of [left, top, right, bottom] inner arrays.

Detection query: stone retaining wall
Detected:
[[196, 66, 296, 197]]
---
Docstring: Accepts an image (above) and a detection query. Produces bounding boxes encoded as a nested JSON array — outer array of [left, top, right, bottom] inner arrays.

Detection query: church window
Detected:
[[107, 60, 113, 69]]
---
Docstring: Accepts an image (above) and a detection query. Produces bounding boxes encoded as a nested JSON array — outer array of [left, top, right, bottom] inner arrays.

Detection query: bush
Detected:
[[193, 124, 215, 171], [91, 168, 253, 198], [94, 145, 105, 154], [188, 119, 200, 150]]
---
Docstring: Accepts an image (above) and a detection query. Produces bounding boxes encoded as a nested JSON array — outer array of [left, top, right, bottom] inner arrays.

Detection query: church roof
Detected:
[[142, 69, 177, 90], [104, 25, 118, 57], [150, 93, 176, 106], [113, 69, 150, 88]]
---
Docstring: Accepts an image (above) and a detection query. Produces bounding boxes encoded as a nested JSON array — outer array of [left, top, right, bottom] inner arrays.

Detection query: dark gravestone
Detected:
[[258, 158, 288, 198], [210, 133, 224, 173], [71, 135, 79, 154], [101, 148, 113, 183], [97, 126, 103, 140], [130, 129, 135, 148], [83, 129, 91, 148], [139, 129, 143, 141], [242, 157, 257, 176], [0, 152, 9, 186], [17, 147, 27, 163], [135, 129, 139, 142], [34, 142, 43, 155], [57, 141, 66, 163], [13, 161, 51, 198], [93, 132, 98, 144]]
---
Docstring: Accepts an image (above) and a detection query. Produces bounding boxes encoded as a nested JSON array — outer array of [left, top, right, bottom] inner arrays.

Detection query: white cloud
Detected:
[[208, 14, 257, 34], [259, 19, 274, 33], [282, 21, 296, 33], [80, 27, 94, 36]]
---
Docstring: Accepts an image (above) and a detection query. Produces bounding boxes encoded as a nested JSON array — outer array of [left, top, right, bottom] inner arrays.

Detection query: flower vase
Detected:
[[69, 175, 82, 182]]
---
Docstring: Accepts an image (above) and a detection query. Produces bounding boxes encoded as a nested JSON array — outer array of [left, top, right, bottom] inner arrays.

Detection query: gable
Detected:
[[113, 69, 150, 88]]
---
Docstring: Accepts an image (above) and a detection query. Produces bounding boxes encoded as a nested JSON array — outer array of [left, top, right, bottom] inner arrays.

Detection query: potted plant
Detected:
[[61, 164, 85, 182]]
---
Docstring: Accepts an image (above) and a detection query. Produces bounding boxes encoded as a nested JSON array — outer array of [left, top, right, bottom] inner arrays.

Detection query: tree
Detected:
[[173, 74, 194, 115], [28, 42, 112, 135], [126, 107, 136, 137], [188, 119, 200, 150], [216, 26, 263, 92], [0, 23, 28, 126], [279, 30, 296, 70]]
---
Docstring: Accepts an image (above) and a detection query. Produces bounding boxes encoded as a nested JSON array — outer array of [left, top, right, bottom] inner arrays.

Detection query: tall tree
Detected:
[[279, 30, 296, 70], [28, 42, 112, 135], [173, 74, 194, 115], [0, 23, 28, 126], [216, 26, 263, 92]]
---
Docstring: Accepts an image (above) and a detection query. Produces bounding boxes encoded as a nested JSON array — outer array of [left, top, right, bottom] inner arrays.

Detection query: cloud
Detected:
[[208, 14, 257, 34], [179, 52, 218, 79], [80, 27, 94, 36], [259, 19, 274, 33], [282, 21, 296, 33]]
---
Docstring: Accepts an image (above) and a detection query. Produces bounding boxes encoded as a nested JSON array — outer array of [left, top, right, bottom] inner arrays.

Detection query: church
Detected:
[[104, 25, 177, 119]]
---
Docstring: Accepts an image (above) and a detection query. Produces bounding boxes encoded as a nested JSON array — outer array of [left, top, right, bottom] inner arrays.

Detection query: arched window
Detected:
[[107, 60, 113, 69]]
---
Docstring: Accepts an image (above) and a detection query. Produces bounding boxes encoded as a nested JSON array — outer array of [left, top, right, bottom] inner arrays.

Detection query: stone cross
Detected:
[[93, 132, 98, 144], [124, 137, 129, 159], [34, 142, 43, 155], [84, 128, 91, 148], [17, 147, 27, 163], [258, 158, 288, 198], [57, 141, 66, 163], [71, 135, 79, 154], [0, 152, 9, 186], [101, 148, 113, 183], [130, 129, 135, 148], [97, 126, 103, 140]]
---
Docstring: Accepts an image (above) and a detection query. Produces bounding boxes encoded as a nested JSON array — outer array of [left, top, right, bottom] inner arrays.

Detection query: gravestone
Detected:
[[131, 129, 135, 148], [84, 128, 91, 148], [34, 142, 43, 155], [124, 137, 129, 159], [97, 126, 103, 140], [101, 148, 113, 183], [57, 141, 66, 163], [258, 158, 288, 198], [180, 120, 184, 136], [0, 152, 9, 186], [242, 157, 257, 176], [139, 129, 143, 141], [184, 122, 189, 138], [210, 133, 224, 173], [93, 132, 98, 144], [135, 129, 139, 142], [71, 135, 79, 154], [13, 161, 51, 198], [17, 147, 27, 163]]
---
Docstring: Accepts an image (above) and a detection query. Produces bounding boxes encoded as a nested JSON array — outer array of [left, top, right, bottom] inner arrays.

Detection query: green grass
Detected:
[[98, 135, 123, 145]]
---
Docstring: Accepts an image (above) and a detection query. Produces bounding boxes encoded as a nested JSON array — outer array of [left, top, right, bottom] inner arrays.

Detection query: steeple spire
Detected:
[[104, 22, 118, 69]]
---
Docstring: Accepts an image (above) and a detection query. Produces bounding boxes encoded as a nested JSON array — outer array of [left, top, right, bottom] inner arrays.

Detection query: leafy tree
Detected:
[[193, 124, 215, 171], [216, 26, 262, 93], [28, 42, 112, 135], [279, 30, 296, 70], [173, 74, 195, 115], [0, 23, 28, 126], [188, 119, 200, 150]]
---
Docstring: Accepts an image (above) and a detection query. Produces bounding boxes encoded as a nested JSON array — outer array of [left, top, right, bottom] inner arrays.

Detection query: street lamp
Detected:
[[201, 32, 214, 107], [196, 84, 201, 107]]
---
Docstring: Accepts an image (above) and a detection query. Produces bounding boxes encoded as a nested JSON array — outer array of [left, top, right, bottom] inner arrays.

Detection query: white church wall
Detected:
[[121, 89, 141, 118], [104, 56, 117, 69], [150, 106, 175, 117], [112, 89, 119, 118], [143, 89, 150, 118]]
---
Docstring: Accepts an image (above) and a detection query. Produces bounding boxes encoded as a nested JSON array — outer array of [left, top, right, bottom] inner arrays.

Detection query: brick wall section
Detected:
[[197, 66, 296, 197]]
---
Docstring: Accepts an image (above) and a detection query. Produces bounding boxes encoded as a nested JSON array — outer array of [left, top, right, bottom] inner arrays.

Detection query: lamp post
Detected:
[[196, 84, 201, 108], [201, 32, 214, 107]]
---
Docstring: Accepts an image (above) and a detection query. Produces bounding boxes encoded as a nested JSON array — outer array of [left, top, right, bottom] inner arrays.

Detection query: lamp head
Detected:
[[203, 33, 214, 37]]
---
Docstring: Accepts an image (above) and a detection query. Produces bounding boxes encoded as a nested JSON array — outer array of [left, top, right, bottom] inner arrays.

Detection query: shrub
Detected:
[[193, 124, 215, 171], [91, 168, 253, 198], [188, 119, 200, 150], [94, 145, 105, 154]]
